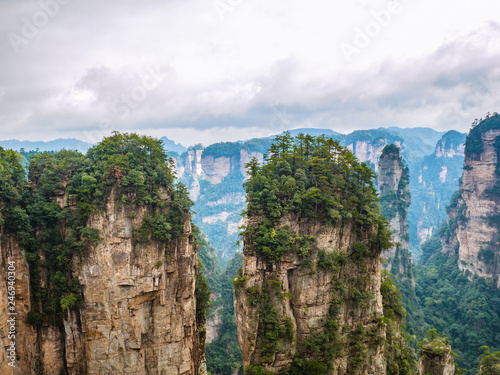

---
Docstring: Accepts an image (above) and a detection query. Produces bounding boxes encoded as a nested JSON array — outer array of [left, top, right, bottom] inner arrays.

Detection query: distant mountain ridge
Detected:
[[159, 136, 187, 154], [0, 136, 187, 155], [0, 138, 94, 153]]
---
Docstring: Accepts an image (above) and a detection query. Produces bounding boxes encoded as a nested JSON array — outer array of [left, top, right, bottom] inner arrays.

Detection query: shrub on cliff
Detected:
[[242, 132, 391, 263], [24, 132, 192, 325]]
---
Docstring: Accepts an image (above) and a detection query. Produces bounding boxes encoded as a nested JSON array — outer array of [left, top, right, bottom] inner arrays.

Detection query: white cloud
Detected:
[[0, 0, 499, 145]]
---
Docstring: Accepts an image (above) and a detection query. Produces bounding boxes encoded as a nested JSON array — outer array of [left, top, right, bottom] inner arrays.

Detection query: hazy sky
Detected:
[[1, 0, 499, 146]]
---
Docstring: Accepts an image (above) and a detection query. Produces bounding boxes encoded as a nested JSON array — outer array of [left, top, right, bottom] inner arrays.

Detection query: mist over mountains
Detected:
[[2, 125, 464, 262]]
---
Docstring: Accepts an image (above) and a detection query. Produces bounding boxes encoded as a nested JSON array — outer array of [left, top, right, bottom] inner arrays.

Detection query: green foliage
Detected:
[[317, 250, 347, 272], [195, 227, 223, 293], [244, 365, 273, 375], [22, 133, 188, 326], [478, 346, 500, 375], [196, 258, 211, 349], [478, 248, 495, 263], [68, 132, 178, 212], [350, 242, 369, 260], [243, 133, 391, 263], [298, 303, 342, 372], [465, 113, 500, 160], [258, 287, 294, 363], [0, 147, 28, 235], [284, 356, 328, 375], [417, 329, 453, 359], [60, 293, 79, 310], [203, 142, 243, 159], [381, 270, 418, 374], [417, 231, 500, 373], [380, 270, 405, 322]]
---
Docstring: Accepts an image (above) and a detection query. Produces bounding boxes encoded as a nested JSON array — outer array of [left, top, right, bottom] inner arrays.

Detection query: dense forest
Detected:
[[413, 114, 500, 373], [2, 122, 500, 374]]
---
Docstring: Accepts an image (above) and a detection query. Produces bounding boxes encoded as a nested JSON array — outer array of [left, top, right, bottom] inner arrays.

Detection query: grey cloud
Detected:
[[0, 0, 499, 142]]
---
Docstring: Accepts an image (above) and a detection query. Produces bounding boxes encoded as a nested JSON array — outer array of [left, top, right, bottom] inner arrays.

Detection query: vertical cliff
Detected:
[[74, 190, 201, 374], [235, 134, 416, 374], [417, 331, 455, 375], [0, 147, 36, 374], [416, 114, 500, 372], [176, 142, 267, 262], [409, 130, 466, 251], [11, 134, 207, 374], [378, 145, 426, 340], [378, 144, 413, 281], [447, 115, 500, 286]]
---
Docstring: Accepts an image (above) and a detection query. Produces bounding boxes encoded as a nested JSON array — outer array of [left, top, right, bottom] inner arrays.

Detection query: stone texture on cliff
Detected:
[[13, 188, 204, 374], [70, 190, 202, 374], [347, 140, 402, 166], [451, 129, 500, 286], [378, 146, 414, 281], [418, 341, 455, 375], [235, 217, 387, 374], [0, 235, 37, 375]]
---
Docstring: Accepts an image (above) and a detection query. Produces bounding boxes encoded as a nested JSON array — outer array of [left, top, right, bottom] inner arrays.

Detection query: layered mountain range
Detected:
[[1, 119, 498, 374], [169, 127, 465, 264]]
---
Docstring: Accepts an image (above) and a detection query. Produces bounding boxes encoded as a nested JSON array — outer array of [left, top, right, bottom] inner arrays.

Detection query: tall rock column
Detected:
[[235, 134, 416, 375], [0, 234, 36, 375], [450, 115, 500, 286], [14, 134, 207, 374], [418, 335, 455, 375], [378, 144, 414, 282], [75, 190, 200, 374], [0, 148, 37, 375]]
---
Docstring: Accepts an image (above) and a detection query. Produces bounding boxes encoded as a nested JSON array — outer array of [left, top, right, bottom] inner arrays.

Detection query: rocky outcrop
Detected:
[[418, 339, 455, 375], [347, 139, 402, 166], [17, 188, 204, 374], [435, 131, 465, 159], [73, 190, 202, 374], [6, 135, 207, 375], [0, 235, 37, 375], [201, 156, 231, 185], [445, 116, 500, 287], [234, 135, 415, 374], [378, 145, 414, 281], [205, 305, 222, 345], [235, 218, 387, 374], [417, 224, 433, 244]]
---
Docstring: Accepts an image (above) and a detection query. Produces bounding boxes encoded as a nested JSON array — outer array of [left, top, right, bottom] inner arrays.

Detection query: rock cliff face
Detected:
[[444, 116, 500, 287], [378, 145, 414, 281], [0, 234, 36, 375], [346, 139, 397, 166], [3, 135, 206, 374], [24, 191, 204, 375], [410, 130, 466, 247], [235, 218, 387, 374], [418, 339, 455, 375], [435, 132, 465, 159], [72, 190, 202, 374], [234, 134, 415, 374]]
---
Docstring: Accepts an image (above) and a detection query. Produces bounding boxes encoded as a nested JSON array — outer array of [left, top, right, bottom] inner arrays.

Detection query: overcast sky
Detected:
[[1, 0, 499, 146]]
